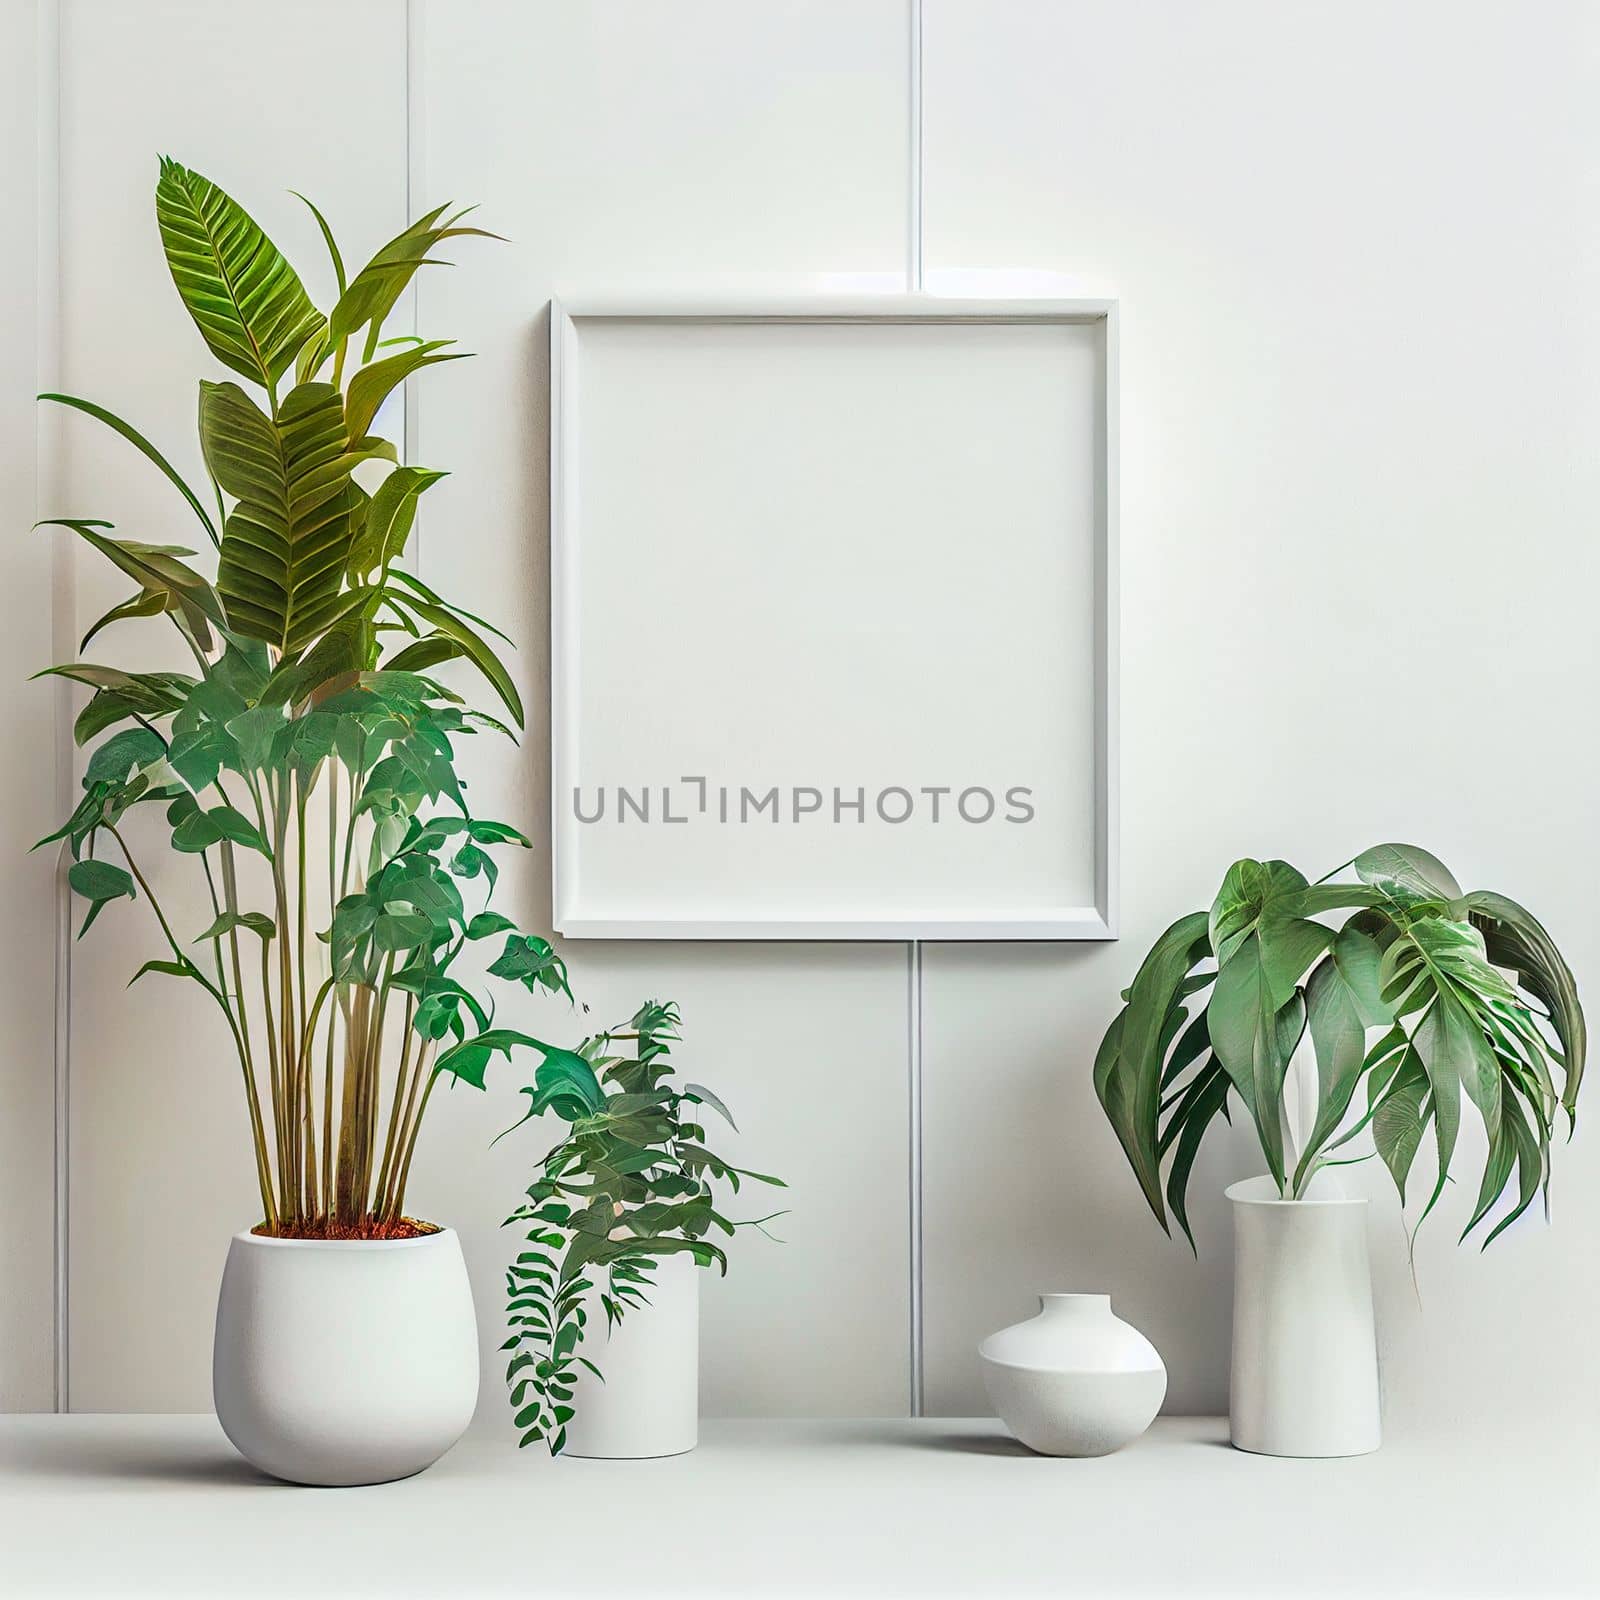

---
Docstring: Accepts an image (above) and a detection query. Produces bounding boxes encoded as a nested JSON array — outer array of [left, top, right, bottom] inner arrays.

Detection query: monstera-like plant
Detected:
[[34, 160, 574, 1239], [1095, 843, 1585, 1247]]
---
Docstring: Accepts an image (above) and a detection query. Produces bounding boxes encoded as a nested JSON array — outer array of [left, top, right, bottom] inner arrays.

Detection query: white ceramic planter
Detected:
[[1227, 1175, 1381, 1457], [979, 1293, 1166, 1456], [564, 1252, 699, 1459], [213, 1227, 479, 1486]]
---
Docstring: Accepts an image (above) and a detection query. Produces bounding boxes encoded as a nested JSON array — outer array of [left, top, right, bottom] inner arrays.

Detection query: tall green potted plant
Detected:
[[1095, 842, 1584, 1456], [34, 160, 577, 1486]]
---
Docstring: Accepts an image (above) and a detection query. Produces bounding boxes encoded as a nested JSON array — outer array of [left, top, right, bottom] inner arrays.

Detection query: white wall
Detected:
[[6, 0, 1597, 1434], [0, 0, 61, 1413]]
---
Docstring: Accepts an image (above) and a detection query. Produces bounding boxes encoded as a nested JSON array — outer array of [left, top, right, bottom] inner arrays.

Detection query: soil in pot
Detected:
[[251, 1215, 441, 1241]]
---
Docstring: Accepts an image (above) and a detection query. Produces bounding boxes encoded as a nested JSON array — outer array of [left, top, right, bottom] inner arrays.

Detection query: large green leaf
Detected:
[[1207, 931, 1308, 1190], [1371, 1047, 1429, 1202], [39, 520, 224, 647], [155, 158, 324, 391], [1381, 916, 1509, 1139], [1293, 926, 1390, 1193], [67, 857, 136, 938], [1408, 987, 1473, 1226], [1463, 889, 1585, 1123], [349, 466, 446, 579], [344, 341, 466, 442], [202, 380, 369, 651], [1093, 910, 1211, 1231], [1161, 1055, 1231, 1251], [1355, 842, 1462, 906], [1208, 857, 1333, 1005]]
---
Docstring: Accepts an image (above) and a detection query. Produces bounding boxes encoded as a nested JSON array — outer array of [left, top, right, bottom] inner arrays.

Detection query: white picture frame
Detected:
[[549, 297, 1118, 941]]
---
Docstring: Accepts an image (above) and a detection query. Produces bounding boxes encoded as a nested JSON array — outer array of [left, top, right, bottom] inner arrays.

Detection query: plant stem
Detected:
[[375, 996, 416, 1217], [109, 825, 275, 1225], [389, 1054, 438, 1222]]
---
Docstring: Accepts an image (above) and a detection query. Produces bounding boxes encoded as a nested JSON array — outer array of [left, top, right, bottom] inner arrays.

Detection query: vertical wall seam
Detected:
[[37, 0, 69, 1414], [906, 0, 926, 1422]]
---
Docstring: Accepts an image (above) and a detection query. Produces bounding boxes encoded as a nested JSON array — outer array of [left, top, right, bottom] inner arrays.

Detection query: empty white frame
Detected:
[[550, 298, 1118, 940]]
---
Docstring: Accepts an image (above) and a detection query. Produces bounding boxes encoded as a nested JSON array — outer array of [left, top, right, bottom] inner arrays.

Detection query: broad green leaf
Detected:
[[224, 704, 287, 771], [84, 727, 166, 789], [1093, 910, 1210, 1231], [1410, 988, 1473, 1228], [195, 909, 275, 942], [1464, 889, 1585, 1123], [39, 520, 224, 646], [1371, 1048, 1429, 1202], [201, 379, 368, 652], [1293, 933, 1384, 1194], [466, 911, 516, 940], [171, 804, 268, 855], [1208, 932, 1306, 1190], [1354, 842, 1462, 905], [68, 858, 135, 904], [1163, 1057, 1231, 1251], [1381, 917, 1507, 1138], [350, 466, 446, 578], [345, 343, 465, 446], [67, 857, 135, 937], [155, 158, 324, 391], [1208, 857, 1332, 1006]]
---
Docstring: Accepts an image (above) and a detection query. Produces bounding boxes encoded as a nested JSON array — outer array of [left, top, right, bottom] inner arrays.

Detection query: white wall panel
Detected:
[[919, 0, 1600, 1425], [59, 0, 409, 1410], [412, 0, 913, 1421], [0, 0, 59, 1413]]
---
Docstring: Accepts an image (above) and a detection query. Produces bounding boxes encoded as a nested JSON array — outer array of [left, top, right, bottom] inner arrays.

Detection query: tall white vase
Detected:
[[979, 1293, 1166, 1456], [564, 1252, 699, 1459], [1227, 1175, 1381, 1457], [213, 1228, 479, 1486]]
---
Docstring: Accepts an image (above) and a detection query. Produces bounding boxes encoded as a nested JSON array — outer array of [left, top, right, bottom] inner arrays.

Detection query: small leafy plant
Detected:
[[501, 1002, 784, 1454], [32, 160, 578, 1236], [1095, 843, 1585, 1248]]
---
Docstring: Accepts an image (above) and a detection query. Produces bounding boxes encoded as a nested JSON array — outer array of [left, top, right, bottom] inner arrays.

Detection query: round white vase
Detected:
[[563, 1252, 699, 1459], [213, 1227, 479, 1486], [1227, 1174, 1381, 1457], [979, 1293, 1166, 1456]]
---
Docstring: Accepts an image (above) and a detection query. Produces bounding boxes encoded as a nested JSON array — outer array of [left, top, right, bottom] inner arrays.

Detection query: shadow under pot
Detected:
[[213, 1226, 479, 1486], [1227, 1174, 1381, 1458]]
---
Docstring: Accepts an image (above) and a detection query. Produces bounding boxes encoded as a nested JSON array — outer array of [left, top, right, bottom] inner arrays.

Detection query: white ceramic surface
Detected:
[[1227, 1174, 1381, 1457], [979, 1292, 1166, 1456], [564, 1252, 700, 1460], [213, 1227, 479, 1486]]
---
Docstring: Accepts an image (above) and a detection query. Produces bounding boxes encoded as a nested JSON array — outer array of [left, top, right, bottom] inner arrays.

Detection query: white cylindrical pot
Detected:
[[979, 1293, 1167, 1456], [564, 1253, 699, 1459], [213, 1227, 479, 1486], [1227, 1175, 1381, 1457]]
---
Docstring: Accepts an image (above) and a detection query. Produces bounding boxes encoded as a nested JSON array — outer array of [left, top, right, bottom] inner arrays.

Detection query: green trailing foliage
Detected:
[[30, 159, 573, 1235], [500, 1002, 785, 1455], [1095, 844, 1584, 1252]]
